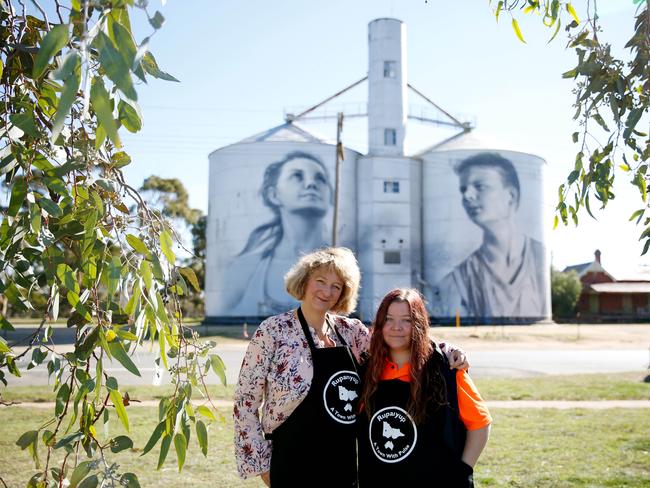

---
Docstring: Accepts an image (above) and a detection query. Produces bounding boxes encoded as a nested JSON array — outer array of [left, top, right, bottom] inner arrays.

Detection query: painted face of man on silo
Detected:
[[457, 154, 520, 227], [268, 157, 331, 218]]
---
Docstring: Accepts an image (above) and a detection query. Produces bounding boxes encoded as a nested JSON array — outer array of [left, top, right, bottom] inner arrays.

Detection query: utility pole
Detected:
[[332, 112, 344, 246]]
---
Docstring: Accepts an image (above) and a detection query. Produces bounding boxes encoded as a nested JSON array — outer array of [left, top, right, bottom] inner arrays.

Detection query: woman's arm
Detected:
[[462, 424, 490, 467], [233, 322, 275, 479]]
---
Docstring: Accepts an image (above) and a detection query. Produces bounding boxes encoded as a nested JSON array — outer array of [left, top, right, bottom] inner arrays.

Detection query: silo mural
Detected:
[[422, 137, 551, 323], [205, 127, 360, 320], [205, 18, 553, 324]]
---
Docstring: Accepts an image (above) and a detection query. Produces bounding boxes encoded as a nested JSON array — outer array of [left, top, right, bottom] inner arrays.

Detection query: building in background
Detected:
[[205, 18, 551, 324], [564, 250, 650, 321]]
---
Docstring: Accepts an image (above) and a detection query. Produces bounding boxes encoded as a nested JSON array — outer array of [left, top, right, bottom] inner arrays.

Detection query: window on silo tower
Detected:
[[383, 61, 396, 78], [383, 180, 400, 193], [384, 128, 396, 145]]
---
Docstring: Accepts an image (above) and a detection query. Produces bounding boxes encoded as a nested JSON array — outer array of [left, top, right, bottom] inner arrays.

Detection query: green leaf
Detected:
[[55, 383, 70, 416], [118, 100, 142, 133], [624, 108, 644, 140], [112, 151, 132, 168], [108, 341, 141, 377], [0, 316, 15, 331], [33, 24, 70, 78], [642, 237, 650, 256], [90, 78, 121, 148], [179, 267, 200, 292], [196, 405, 216, 421], [548, 16, 561, 43], [93, 31, 137, 100], [141, 52, 180, 82], [566, 3, 580, 24], [16, 430, 38, 449], [160, 230, 175, 265], [38, 196, 64, 217], [196, 420, 208, 456], [173, 433, 187, 472], [495, 1, 504, 22], [511, 18, 526, 43], [126, 234, 150, 257], [110, 435, 133, 453], [8, 177, 27, 217], [593, 113, 609, 132], [67, 290, 92, 321], [10, 112, 39, 138], [51, 53, 81, 141], [0, 337, 10, 354], [69, 461, 93, 488], [77, 474, 98, 488], [157, 435, 172, 470], [110, 389, 129, 431], [149, 11, 165, 29], [141, 421, 166, 456], [209, 354, 227, 386], [120, 473, 141, 488]]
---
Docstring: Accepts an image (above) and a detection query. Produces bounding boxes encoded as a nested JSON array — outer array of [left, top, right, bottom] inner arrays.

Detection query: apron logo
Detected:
[[323, 370, 360, 424], [369, 406, 417, 463]]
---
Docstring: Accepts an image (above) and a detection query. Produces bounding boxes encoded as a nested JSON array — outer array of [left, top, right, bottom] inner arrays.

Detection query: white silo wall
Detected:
[[205, 141, 359, 319], [421, 149, 551, 322]]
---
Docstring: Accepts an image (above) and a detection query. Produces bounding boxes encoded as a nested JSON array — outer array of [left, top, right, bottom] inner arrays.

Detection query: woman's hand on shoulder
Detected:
[[440, 342, 469, 370]]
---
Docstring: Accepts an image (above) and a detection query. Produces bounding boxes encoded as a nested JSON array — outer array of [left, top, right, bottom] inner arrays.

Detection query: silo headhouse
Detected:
[[205, 18, 551, 324]]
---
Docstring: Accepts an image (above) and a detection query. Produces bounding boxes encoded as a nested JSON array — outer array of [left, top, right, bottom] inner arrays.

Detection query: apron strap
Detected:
[[297, 308, 349, 350], [297, 307, 318, 352]]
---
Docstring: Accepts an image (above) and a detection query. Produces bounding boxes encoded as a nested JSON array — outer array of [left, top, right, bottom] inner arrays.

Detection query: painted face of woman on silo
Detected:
[[268, 157, 331, 218], [459, 166, 518, 227]]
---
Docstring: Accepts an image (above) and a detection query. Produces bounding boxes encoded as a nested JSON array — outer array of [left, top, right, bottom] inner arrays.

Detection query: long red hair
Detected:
[[361, 288, 445, 423]]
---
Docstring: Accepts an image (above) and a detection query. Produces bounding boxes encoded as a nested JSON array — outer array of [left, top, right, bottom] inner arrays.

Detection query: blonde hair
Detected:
[[284, 247, 361, 315]]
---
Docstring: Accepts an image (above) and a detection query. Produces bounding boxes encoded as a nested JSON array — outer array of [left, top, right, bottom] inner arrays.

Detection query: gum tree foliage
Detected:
[[550, 269, 582, 318], [491, 1, 650, 253], [0, 1, 225, 486]]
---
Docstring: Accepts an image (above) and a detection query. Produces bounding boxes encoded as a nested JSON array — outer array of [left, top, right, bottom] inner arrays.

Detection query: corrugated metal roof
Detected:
[[590, 282, 650, 294]]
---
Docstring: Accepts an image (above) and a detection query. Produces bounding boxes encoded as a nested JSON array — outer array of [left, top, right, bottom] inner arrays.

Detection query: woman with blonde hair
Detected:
[[358, 288, 491, 488], [234, 249, 467, 487]]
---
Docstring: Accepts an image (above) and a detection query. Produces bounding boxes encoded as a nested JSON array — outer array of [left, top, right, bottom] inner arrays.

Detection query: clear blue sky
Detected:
[[119, 0, 644, 277]]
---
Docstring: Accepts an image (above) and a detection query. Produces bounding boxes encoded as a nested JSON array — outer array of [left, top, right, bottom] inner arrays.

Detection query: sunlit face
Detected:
[[302, 268, 344, 314], [382, 301, 413, 354], [269, 158, 330, 216], [459, 166, 518, 226]]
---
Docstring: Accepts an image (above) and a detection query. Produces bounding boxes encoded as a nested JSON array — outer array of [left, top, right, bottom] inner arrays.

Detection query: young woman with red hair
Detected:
[[357, 288, 491, 488]]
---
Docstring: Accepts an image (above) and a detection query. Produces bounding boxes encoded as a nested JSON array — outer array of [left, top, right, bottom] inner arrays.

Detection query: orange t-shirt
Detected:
[[381, 358, 492, 431]]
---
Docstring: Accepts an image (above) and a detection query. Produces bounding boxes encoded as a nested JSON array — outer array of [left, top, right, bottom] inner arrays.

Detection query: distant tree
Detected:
[[140, 176, 205, 316], [491, 1, 650, 253], [551, 269, 583, 318], [141, 176, 202, 225]]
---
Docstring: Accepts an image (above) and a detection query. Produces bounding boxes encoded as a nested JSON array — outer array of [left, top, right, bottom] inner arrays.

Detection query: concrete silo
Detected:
[[205, 124, 360, 321], [420, 132, 551, 323]]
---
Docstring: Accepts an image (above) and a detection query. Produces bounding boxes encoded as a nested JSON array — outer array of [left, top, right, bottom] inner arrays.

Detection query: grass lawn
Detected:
[[0, 383, 235, 403], [0, 407, 648, 487], [3, 372, 647, 404], [475, 371, 650, 401]]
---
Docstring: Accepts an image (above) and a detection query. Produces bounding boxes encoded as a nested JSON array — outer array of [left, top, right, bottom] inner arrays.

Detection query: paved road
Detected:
[[7, 346, 648, 387]]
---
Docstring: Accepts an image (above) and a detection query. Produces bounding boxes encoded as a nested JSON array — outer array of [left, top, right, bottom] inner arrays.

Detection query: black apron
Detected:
[[357, 347, 472, 488], [267, 308, 360, 488]]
